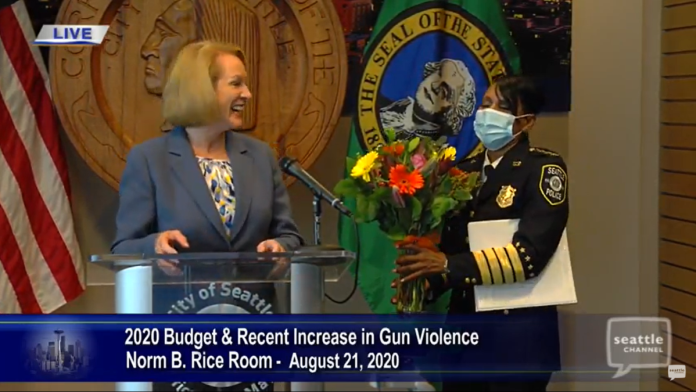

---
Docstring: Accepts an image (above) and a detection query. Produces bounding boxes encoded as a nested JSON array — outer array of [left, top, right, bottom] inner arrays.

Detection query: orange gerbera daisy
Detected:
[[389, 164, 424, 195]]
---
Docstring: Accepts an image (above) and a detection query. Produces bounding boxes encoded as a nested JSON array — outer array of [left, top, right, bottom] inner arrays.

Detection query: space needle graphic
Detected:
[[54, 330, 65, 372], [27, 326, 91, 377]]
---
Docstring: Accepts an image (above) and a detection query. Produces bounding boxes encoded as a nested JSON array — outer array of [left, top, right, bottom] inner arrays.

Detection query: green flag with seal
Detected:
[[338, 0, 521, 315]]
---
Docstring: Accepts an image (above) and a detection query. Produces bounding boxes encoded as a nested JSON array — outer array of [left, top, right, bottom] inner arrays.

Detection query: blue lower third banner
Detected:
[[4, 313, 667, 386]]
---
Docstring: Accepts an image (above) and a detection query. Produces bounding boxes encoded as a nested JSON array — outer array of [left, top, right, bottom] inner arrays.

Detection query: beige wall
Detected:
[[561, 0, 661, 390], [1, 0, 664, 390]]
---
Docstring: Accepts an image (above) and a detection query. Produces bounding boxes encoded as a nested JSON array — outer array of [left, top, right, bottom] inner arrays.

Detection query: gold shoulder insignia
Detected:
[[529, 147, 560, 157], [459, 150, 485, 167]]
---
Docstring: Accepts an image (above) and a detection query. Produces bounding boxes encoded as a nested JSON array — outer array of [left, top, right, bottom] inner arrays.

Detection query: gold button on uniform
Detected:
[[503, 310, 509, 315]]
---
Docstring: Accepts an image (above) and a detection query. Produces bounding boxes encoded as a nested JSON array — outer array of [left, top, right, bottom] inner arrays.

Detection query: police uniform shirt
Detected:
[[428, 136, 568, 388], [427, 136, 569, 302], [481, 151, 503, 185]]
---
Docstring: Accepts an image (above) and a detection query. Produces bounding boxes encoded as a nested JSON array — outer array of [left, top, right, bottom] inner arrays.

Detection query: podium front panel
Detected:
[[92, 251, 354, 392], [150, 264, 278, 392]]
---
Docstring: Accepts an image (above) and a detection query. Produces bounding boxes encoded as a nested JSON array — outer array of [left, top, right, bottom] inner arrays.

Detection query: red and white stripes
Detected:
[[0, 0, 84, 314]]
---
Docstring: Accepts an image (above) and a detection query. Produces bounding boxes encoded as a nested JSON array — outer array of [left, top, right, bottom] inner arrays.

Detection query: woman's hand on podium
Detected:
[[256, 239, 285, 253], [154, 230, 189, 276], [257, 239, 289, 280], [155, 230, 189, 253]]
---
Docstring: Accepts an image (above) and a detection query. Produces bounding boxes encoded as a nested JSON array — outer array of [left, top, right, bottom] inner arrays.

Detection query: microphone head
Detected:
[[278, 156, 297, 171]]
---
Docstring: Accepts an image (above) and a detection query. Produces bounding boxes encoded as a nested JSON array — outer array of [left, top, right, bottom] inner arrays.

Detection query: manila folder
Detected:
[[468, 219, 577, 312]]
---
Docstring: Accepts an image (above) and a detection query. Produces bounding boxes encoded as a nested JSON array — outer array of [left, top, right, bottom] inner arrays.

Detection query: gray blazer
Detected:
[[111, 127, 304, 255]]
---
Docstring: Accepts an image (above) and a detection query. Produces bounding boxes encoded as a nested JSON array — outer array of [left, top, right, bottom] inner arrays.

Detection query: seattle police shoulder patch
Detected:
[[539, 164, 567, 206]]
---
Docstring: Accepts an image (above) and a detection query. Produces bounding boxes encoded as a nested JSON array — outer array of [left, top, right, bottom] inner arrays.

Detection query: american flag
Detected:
[[0, 0, 85, 313]]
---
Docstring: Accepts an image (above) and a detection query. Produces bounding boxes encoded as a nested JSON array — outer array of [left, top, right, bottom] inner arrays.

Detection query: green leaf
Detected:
[[420, 208, 433, 228], [333, 178, 359, 197], [418, 187, 433, 202], [355, 195, 379, 223], [429, 217, 442, 230], [407, 137, 421, 152], [396, 206, 412, 230], [453, 189, 473, 202], [385, 128, 396, 143], [410, 197, 423, 222], [385, 226, 407, 241], [439, 176, 453, 194], [356, 194, 368, 220], [432, 196, 457, 219], [365, 199, 380, 222], [370, 186, 392, 201], [435, 136, 448, 145], [466, 171, 481, 188]]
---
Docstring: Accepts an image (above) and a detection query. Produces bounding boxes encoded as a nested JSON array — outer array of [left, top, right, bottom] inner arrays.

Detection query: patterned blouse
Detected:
[[197, 157, 236, 239]]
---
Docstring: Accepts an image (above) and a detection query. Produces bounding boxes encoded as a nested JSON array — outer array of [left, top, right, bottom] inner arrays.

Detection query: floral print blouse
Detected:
[[197, 157, 236, 239]]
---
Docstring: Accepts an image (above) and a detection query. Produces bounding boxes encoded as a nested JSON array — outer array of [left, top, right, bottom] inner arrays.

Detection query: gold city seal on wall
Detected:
[[50, 0, 347, 189]]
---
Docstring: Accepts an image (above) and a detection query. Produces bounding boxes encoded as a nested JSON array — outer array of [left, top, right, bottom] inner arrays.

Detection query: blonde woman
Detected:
[[112, 40, 301, 391], [114, 39, 302, 257]]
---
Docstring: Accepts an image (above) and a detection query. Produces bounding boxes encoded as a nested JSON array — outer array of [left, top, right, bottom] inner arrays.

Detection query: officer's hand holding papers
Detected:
[[468, 219, 577, 311]]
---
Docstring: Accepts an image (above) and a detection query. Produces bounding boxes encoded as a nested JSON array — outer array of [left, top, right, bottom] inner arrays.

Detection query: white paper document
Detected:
[[468, 219, 577, 312]]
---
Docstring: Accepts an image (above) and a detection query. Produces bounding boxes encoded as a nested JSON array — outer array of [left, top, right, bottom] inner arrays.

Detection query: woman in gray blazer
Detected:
[[111, 41, 303, 392]]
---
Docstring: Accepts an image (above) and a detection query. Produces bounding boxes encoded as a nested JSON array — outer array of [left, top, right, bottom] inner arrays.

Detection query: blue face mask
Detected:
[[473, 108, 530, 151]]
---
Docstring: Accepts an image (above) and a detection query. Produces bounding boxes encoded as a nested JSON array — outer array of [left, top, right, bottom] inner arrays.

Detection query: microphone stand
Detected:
[[313, 194, 322, 246], [290, 192, 325, 392]]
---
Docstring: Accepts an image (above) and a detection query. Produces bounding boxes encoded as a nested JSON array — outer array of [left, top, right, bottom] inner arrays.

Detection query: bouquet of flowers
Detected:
[[333, 129, 480, 313]]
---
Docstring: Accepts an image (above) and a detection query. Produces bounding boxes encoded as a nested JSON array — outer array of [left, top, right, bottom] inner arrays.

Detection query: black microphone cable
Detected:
[[324, 212, 361, 305]]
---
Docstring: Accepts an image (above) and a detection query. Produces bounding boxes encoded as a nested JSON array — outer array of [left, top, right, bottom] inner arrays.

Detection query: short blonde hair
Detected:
[[162, 41, 246, 127]]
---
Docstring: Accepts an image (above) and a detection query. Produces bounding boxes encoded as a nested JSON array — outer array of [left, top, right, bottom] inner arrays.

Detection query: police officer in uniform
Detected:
[[394, 76, 569, 392]]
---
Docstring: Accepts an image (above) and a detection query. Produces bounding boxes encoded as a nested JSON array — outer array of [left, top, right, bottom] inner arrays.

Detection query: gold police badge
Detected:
[[496, 185, 516, 208]]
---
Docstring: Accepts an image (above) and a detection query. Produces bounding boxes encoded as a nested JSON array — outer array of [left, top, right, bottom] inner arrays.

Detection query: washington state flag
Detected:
[[338, 0, 521, 314]]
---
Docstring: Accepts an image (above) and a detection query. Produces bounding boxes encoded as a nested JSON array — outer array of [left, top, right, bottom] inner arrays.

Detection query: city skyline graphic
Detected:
[[26, 327, 92, 379]]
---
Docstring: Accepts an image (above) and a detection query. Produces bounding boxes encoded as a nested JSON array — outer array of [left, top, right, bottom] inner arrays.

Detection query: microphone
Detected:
[[279, 157, 353, 217]]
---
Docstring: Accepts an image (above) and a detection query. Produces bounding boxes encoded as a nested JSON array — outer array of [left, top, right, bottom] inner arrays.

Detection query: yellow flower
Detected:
[[351, 151, 379, 181], [440, 146, 456, 161]]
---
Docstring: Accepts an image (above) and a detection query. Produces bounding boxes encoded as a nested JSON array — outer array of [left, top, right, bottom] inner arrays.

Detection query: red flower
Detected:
[[389, 164, 424, 195], [394, 232, 441, 252], [449, 167, 464, 177], [382, 143, 405, 156]]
